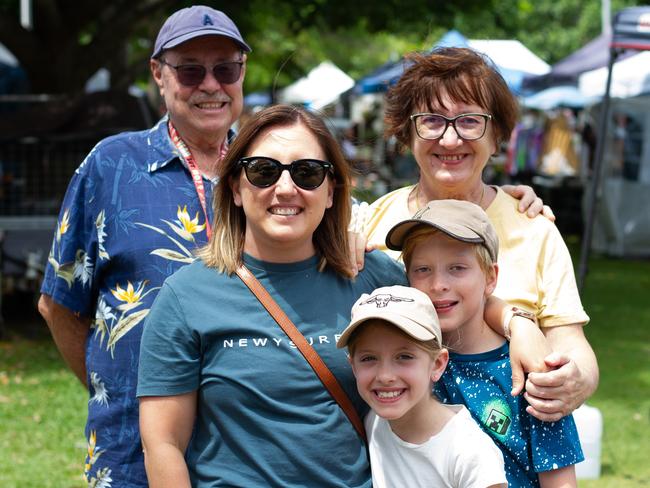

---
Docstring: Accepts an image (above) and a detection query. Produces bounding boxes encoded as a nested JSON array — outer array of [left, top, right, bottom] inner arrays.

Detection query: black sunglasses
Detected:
[[238, 157, 333, 190], [159, 59, 243, 86]]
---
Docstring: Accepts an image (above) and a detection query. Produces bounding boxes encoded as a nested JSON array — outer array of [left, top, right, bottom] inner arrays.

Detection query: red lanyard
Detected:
[[168, 121, 228, 241]]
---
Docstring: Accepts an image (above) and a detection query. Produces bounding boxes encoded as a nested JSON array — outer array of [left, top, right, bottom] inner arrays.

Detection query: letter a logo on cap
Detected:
[[203, 14, 214, 26]]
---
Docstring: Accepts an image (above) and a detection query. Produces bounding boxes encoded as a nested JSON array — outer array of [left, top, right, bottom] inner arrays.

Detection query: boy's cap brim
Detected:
[[385, 199, 498, 262]]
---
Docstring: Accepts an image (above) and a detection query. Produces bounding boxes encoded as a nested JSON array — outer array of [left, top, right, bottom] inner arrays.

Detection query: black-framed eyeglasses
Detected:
[[238, 157, 333, 190], [158, 59, 243, 86], [410, 113, 492, 141]]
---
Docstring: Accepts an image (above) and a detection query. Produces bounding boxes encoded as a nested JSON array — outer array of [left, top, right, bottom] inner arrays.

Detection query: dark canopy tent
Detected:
[[523, 33, 637, 92], [578, 6, 650, 291]]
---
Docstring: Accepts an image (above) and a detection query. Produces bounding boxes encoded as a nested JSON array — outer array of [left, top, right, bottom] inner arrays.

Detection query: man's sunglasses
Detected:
[[159, 59, 243, 86], [238, 157, 333, 190]]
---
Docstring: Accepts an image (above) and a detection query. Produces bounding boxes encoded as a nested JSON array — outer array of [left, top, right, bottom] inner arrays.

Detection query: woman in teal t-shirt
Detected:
[[137, 105, 406, 487]]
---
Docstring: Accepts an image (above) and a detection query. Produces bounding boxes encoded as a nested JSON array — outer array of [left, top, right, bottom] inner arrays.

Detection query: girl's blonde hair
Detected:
[[347, 319, 444, 359], [198, 104, 353, 278]]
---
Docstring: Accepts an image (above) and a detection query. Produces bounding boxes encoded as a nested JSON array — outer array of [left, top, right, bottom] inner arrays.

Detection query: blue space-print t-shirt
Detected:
[[435, 343, 584, 487]]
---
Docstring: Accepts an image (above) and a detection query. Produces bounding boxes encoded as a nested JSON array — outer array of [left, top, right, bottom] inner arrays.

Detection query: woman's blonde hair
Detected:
[[198, 104, 353, 277]]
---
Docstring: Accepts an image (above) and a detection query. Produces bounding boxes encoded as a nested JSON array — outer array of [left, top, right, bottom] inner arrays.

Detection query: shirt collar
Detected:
[[146, 115, 180, 173], [146, 114, 236, 175]]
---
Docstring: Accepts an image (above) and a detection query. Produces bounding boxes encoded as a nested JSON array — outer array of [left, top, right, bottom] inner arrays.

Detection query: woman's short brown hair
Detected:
[[199, 104, 353, 278], [384, 47, 519, 149]]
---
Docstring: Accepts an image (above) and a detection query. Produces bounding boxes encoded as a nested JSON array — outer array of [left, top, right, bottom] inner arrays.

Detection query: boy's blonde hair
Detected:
[[401, 225, 495, 277]]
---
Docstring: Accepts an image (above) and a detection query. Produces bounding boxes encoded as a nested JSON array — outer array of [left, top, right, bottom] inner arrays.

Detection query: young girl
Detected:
[[337, 285, 507, 488]]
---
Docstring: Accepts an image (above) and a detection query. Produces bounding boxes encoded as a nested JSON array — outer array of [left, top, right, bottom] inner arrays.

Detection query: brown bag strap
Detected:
[[235, 265, 366, 443]]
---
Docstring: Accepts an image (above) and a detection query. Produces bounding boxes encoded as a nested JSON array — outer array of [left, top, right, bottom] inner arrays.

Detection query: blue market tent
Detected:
[[244, 91, 272, 107], [353, 30, 549, 95], [0, 43, 28, 94], [0, 62, 28, 95], [354, 30, 470, 94], [354, 30, 469, 94], [353, 60, 410, 94]]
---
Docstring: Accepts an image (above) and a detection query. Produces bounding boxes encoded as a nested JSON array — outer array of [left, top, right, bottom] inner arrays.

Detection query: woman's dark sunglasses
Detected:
[[238, 157, 333, 190], [159, 59, 243, 86]]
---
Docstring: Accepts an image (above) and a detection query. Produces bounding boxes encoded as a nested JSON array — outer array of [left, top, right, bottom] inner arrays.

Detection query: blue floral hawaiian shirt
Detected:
[[41, 116, 217, 487]]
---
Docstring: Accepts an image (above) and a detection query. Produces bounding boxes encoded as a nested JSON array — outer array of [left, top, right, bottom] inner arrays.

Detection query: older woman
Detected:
[[136, 105, 407, 487], [364, 47, 598, 421]]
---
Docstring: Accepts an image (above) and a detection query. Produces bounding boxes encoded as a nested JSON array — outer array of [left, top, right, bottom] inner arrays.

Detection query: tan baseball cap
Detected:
[[337, 285, 442, 348], [385, 199, 499, 262]]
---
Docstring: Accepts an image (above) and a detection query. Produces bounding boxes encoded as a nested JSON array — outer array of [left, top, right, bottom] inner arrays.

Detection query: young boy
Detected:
[[385, 199, 584, 488], [337, 284, 508, 488]]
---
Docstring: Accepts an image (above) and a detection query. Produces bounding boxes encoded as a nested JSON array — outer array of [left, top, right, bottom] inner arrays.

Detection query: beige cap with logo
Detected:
[[337, 285, 442, 348], [385, 199, 499, 262]]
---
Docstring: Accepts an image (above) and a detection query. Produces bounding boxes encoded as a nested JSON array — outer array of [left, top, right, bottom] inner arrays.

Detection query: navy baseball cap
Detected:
[[152, 5, 251, 58]]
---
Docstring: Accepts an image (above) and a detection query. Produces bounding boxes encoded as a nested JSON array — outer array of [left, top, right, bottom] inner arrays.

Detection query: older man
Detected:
[[38, 6, 249, 486]]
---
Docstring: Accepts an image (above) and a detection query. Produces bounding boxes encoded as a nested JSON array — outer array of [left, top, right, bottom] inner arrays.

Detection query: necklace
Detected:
[[410, 184, 423, 212], [411, 183, 487, 210], [478, 184, 486, 209]]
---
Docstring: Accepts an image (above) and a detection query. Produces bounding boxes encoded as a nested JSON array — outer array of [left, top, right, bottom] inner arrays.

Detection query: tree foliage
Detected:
[[454, 0, 644, 64], [0, 0, 646, 95], [0, 0, 178, 93]]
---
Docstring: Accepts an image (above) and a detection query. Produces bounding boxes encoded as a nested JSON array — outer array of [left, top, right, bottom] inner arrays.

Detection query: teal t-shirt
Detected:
[[137, 251, 406, 487]]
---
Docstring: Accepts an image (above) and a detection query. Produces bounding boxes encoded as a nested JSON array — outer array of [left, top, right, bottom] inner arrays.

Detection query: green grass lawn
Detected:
[[0, 332, 87, 488], [577, 253, 650, 488], [1, 251, 649, 487]]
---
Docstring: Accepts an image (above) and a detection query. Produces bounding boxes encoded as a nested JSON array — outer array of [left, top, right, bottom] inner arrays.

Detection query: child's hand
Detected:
[[508, 317, 552, 396]]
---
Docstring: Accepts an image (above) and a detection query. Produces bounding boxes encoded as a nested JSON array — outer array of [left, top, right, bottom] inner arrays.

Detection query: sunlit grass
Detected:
[[0, 331, 86, 488], [577, 254, 650, 487]]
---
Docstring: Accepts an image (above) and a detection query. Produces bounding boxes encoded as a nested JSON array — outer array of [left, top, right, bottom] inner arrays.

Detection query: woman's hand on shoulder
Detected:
[[501, 184, 556, 221]]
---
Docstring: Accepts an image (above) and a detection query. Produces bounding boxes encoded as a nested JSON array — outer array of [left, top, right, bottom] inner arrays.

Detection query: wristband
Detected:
[[503, 306, 537, 341]]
